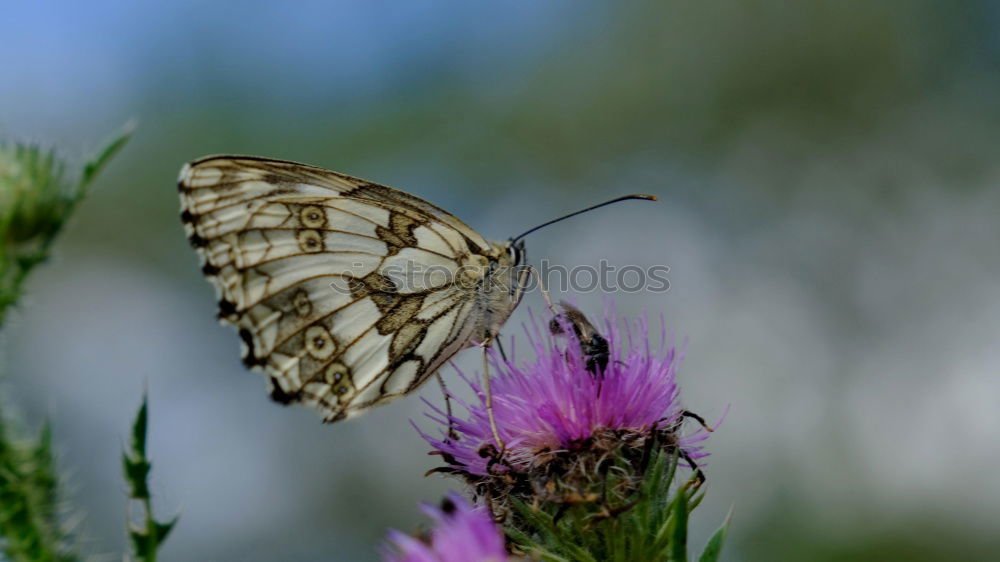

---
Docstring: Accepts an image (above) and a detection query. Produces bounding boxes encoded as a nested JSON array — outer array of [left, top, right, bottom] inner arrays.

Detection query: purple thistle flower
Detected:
[[382, 493, 509, 562], [419, 306, 712, 478]]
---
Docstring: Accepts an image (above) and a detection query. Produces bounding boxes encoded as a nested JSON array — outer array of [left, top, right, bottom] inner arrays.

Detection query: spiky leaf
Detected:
[[0, 414, 77, 561], [123, 395, 177, 562], [80, 122, 134, 190], [697, 508, 732, 562]]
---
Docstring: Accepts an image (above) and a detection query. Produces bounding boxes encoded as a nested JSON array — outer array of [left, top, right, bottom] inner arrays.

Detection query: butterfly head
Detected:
[[464, 239, 527, 308]]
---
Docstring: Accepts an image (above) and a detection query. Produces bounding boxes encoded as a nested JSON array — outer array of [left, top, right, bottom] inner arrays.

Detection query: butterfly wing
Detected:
[[180, 156, 491, 252], [178, 156, 504, 421]]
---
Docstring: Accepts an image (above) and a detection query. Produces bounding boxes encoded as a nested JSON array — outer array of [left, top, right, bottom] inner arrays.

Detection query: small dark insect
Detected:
[[549, 302, 610, 375]]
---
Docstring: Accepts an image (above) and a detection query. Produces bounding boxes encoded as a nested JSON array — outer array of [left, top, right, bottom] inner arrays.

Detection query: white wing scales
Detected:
[[178, 155, 520, 422]]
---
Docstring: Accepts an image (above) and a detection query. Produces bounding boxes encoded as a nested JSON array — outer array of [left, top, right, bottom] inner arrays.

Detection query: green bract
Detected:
[[0, 125, 132, 325]]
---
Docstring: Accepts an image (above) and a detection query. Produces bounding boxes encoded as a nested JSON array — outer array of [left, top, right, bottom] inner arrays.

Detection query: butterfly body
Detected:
[[179, 156, 526, 422]]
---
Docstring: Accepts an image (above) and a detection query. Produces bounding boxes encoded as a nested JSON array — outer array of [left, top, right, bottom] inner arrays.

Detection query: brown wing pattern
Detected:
[[178, 156, 492, 421]]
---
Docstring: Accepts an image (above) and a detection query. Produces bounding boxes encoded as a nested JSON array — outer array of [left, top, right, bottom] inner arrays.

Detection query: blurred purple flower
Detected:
[[419, 306, 711, 477], [382, 493, 508, 562]]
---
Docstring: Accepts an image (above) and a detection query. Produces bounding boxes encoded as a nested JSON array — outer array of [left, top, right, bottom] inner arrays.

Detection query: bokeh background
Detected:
[[3, 1, 1000, 560]]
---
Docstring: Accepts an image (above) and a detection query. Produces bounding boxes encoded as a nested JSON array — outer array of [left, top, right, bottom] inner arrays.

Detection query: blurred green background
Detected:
[[3, 1, 1000, 560]]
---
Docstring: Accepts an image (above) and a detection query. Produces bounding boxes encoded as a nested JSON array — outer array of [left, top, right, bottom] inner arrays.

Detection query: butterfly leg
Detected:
[[434, 371, 458, 441], [494, 337, 509, 362], [526, 264, 558, 315], [479, 337, 506, 451]]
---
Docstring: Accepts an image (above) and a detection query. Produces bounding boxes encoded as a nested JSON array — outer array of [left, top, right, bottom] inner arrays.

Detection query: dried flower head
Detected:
[[419, 305, 713, 517], [382, 493, 509, 562]]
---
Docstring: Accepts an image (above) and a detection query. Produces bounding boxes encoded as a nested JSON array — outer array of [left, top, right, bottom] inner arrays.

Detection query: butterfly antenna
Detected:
[[509, 194, 657, 244]]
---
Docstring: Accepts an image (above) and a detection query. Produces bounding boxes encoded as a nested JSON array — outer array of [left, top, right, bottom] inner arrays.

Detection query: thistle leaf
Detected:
[[130, 391, 148, 456], [0, 413, 77, 561], [666, 482, 690, 562], [123, 397, 151, 499], [697, 507, 732, 562], [80, 121, 134, 191], [122, 395, 177, 562]]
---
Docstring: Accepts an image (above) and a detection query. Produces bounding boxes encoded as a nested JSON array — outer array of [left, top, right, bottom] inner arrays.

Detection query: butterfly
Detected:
[[178, 156, 531, 423], [178, 155, 654, 427]]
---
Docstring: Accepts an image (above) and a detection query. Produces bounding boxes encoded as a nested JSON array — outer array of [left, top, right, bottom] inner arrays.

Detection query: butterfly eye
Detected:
[[506, 241, 526, 266]]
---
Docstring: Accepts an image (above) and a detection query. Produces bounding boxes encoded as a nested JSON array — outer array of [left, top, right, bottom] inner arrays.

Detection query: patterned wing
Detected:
[[180, 155, 490, 252], [178, 156, 491, 421]]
